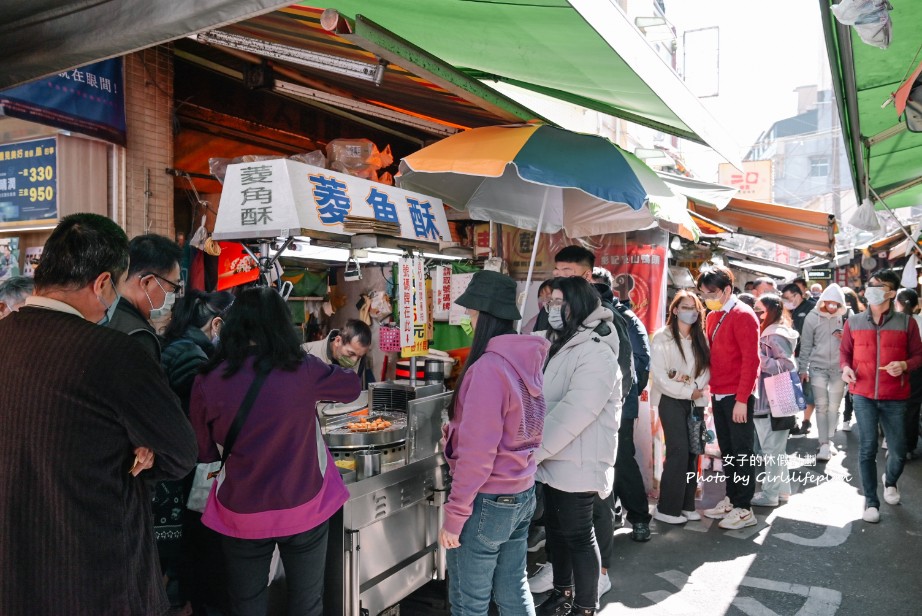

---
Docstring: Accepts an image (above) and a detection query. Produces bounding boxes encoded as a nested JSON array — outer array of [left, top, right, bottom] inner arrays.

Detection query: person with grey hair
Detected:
[[591, 266, 614, 288], [0, 275, 33, 318]]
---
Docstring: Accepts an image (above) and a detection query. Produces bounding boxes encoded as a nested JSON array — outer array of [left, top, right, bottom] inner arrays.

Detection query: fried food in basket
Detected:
[[346, 417, 393, 432]]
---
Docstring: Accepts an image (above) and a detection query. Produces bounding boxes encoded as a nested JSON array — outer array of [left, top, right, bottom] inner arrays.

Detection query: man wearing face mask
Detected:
[[697, 265, 761, 530], [107, 233, 184, 361], [303, 319, 372, 387], [839, 269, 922, 523], [781, 283, 817, 437], [0, 214, 197, 616]]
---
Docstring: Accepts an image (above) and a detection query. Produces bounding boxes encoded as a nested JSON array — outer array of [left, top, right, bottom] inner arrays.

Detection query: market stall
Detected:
[[212, 157, 469, 615]]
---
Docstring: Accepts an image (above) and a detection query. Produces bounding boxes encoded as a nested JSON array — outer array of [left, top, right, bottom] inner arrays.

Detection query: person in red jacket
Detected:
[[696, 265, 761, 530], [839, 269, 922, 524]]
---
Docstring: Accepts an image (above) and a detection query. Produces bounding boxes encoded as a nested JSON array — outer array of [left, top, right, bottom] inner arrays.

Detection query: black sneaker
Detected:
[[630, 521, 651, 542], [789, 420, 811, 438], [613, 505, 624, 529], [527, 525, 546, 552], [536, 588, 574, 616]]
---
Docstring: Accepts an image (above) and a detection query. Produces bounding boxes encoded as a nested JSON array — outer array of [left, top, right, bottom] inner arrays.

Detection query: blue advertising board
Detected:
[[0, 58, 126, 146], [0, 138, 58, 226]]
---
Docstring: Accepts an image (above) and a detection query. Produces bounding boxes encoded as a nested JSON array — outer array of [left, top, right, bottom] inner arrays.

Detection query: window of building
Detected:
[[809, 156, 830, 177]]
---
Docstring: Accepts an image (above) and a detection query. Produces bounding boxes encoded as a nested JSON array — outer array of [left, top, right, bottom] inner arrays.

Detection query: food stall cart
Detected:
[[213, 158, 461, 616]]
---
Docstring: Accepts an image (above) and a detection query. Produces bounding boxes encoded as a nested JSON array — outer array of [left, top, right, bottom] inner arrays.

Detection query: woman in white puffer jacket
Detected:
[[534, 276, 621, 616]]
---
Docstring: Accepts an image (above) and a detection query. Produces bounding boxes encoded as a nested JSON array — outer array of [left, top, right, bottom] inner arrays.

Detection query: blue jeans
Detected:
[[447, 486, 536, 616], [852, 395, 907, 508]]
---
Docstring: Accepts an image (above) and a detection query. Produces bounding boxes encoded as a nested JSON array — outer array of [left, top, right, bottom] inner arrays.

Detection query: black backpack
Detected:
[[599, 298, 635, 401]]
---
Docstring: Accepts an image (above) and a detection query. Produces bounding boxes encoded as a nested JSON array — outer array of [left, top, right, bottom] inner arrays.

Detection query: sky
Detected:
[[665, 0, 831, 179]]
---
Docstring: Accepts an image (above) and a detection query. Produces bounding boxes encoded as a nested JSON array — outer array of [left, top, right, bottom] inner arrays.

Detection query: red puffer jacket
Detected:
[[839, 309, 922, 400]]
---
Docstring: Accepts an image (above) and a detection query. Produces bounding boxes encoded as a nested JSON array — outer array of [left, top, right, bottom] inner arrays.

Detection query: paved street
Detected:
[[594, 425, 921, 615]]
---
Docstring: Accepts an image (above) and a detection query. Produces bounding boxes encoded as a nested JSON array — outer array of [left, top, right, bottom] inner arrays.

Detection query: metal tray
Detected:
[[323, 410, 408, 448]]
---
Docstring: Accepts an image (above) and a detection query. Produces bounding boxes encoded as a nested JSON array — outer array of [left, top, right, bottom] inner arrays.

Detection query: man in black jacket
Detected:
[[108, 233, 183, 360], [0, 213, 196, 616]]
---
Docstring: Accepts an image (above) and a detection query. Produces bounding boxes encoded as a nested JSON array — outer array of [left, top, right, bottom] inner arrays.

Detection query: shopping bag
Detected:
[[703, 407, 721, 458], [764, 370, 807, 417], [186, 461, 221, 513]]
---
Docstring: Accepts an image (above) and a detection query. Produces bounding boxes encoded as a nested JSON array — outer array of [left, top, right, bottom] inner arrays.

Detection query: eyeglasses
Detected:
[[146, 272, 185, 297], [546, 298, 566, 308]]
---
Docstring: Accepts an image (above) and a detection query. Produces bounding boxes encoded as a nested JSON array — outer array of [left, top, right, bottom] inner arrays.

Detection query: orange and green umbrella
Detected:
[[398, 123, 699, 241]]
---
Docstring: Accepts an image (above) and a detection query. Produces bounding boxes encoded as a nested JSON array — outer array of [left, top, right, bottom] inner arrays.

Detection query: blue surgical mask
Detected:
[[548, 306, 565, 330], [97, 281, 121, 326]]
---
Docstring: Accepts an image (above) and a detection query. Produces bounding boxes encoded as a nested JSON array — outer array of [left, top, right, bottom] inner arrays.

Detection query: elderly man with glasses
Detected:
[[107, 233, 184, 360]]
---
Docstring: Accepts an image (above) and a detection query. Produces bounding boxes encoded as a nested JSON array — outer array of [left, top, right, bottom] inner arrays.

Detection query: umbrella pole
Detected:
[[517, 194, 548, 333]]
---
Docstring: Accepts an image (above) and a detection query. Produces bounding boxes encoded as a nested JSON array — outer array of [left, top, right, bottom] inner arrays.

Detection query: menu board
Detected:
[[0, 137, 58, 227]]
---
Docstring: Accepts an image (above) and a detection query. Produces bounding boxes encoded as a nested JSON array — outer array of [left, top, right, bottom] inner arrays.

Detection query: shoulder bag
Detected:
[[187, 368, 270, 512]]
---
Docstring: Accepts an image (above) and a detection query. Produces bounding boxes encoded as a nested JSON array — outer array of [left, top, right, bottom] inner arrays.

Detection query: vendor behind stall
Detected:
[[302, 319, 373, 387]]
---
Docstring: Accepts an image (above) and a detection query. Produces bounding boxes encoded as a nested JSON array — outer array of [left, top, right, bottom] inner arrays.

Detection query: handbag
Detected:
[[764, 369, 807, 418], [687, 403, 707, 455], [186, 367, 270, 512], [770, 414, 797, 432]]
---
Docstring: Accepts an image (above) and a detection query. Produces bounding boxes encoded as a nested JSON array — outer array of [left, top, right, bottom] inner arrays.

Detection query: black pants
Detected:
[[614, 418, 651, 524], [711, 395, 756, 509], [222, 522, 329, 616], [544, 485, 600, 610], [658, 395, 699, 516], [592, 491, 616, 570]]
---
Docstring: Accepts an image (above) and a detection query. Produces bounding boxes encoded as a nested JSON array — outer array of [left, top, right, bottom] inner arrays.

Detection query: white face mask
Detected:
[[677, 310, 699, 325], [783, 300, 796, 311], [548, 305, 565, 330], [865, 287, 888, 306], [147, 276, 177, 321]]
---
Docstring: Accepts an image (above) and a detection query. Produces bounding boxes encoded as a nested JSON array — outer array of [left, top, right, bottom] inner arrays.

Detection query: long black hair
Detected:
[[545, 276, 601, 358], [162, 289, 234, 344], [202, 286, 305, 377], [448, 311, 515, 419], [666, 290, 710, 378]]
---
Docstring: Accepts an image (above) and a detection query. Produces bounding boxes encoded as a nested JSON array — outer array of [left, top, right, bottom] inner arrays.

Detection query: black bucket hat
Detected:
[[455, 270, 521, 321]]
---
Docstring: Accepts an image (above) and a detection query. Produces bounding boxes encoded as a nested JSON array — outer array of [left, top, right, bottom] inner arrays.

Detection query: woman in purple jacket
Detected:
[[190, 287, 361, 616], [439, 270, 550, 616]]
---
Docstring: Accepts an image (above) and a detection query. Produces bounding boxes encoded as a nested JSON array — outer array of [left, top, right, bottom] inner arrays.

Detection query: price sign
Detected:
[[0, 137, 58, 226]]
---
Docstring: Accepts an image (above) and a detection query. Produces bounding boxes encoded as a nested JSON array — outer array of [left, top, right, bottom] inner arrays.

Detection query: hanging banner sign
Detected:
[[598, 244, 667, 335], [214, 160, 451, 243], [398, 255, 429, 358], [398, 257, 415, 349], [0, 137, 58, 227], [0, 59, 127, 146], [433, 265, 452, 321], [449, 272, 475, 326]]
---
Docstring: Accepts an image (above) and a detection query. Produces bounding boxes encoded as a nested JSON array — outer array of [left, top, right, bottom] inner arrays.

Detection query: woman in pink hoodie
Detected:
[[440, 270, 550, 616]]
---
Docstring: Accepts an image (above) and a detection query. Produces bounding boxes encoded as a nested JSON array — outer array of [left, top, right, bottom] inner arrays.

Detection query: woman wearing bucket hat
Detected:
[[439, 269, 551, 616], [534, 276, 621, 616]]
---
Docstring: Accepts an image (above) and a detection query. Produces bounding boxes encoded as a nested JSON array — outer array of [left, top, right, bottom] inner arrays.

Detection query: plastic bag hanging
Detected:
[[831, 0, 893, 49], [849, 197, 881, 232]]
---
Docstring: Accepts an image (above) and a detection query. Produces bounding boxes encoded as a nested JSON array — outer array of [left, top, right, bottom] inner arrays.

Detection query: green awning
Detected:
[[821, 0, 922, 209], [312, 0, 741, 166]]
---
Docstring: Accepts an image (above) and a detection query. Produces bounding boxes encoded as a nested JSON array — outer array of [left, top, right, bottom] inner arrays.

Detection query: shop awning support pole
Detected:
[[870, 187, 922, 260], [517, 193, 548, 333]]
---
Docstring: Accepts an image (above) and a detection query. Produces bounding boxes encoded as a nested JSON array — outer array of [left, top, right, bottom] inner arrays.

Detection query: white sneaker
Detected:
[[863, 506, 880, 523], [653, 508, 687, 525], [598, 571, 612, 598], [528, 562, 554, 594], [817, 443, 831, 461], [750, 492, 779, 508], [841, 421, 852, 432], [703, 496, 733, 519], [682, 509, 702, 521], [718, 507, 757, 529], [883, 473, 900, 505]]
